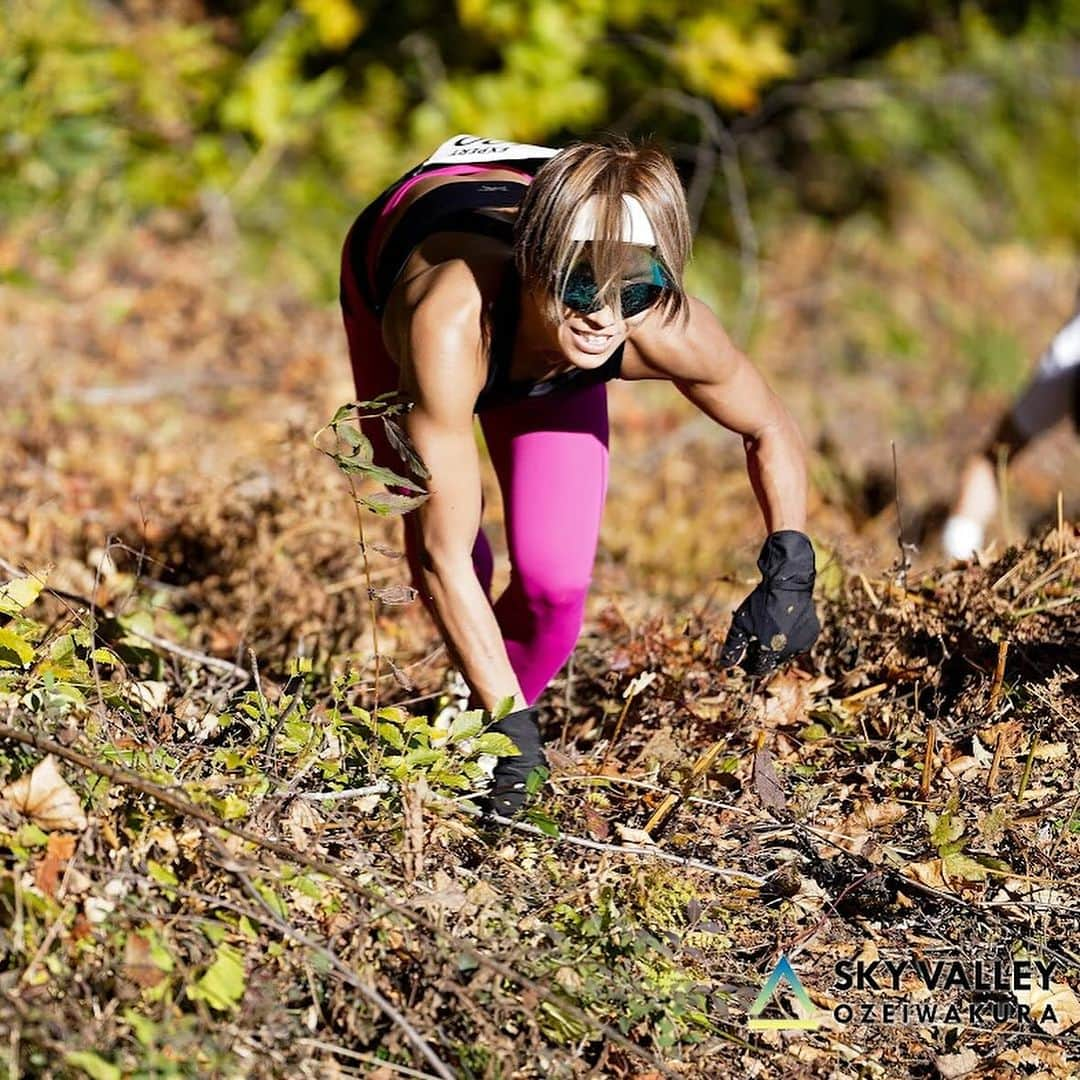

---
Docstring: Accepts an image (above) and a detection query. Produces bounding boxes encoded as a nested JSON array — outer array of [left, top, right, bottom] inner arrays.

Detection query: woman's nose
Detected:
[[583, 306, 618, 329]]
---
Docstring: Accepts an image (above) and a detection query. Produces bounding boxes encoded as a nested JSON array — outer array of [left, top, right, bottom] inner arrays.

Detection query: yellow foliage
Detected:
[[298, 0, 365, 50], [674, 13, 794, 111]]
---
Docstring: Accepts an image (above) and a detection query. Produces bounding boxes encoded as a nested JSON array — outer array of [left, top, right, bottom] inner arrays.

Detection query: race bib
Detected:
[[424, 134, 559, 166]]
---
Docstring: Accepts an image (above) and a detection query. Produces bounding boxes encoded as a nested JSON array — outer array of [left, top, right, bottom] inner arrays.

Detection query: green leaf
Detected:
[[448, 710, 484, 742], [525, 765, 549, 795], [491, 696, 516, 721], [188, 944, 246, 1012], [64, 1051, 121, 1080], [0, 627, 35, 667], [255, 881, 287, 919], [525, 808, 559, 837], [403, 747, 442, 769], [147, 860, 178, 887], [403, 715, 436, 737], [472, 732, 519, 757], [377, 722, 405, 750], [124, 1009, 158, 1048], [383, 416, 430, 480], [928, 809, 965, 849], [0, 575, 44, 616], [942, 851, 989, 882], [359, 491, 428, 516], [336, 422, 373, 457], [50, 634, 76, 665]]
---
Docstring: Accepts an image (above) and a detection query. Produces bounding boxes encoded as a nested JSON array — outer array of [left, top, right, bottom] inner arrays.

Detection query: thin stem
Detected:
[[348, 472, 385, 781]]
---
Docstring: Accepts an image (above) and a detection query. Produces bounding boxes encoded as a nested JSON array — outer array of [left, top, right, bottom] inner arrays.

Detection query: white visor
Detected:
[[569, 194, 656, 246]]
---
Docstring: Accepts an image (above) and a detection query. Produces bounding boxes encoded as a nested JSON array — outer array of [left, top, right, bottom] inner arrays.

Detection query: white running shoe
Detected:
[[942, 514, 986, 561]]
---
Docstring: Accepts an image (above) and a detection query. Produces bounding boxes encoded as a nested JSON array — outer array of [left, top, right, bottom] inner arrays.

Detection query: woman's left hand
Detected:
[[719, 530, 820, 676]]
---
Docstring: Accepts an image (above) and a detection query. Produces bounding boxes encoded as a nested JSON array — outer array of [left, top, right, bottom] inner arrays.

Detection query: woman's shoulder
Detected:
[[385, 249, 508, 403], [395, 241, 509, 324]]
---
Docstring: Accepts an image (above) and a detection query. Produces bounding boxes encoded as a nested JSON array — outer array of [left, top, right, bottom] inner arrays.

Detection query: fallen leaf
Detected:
[[34, 832, 76, 897], [1019, 980, 1080, 1037], [125, 680, 169, 712], [753, 747, 786, 810], [2, 756, 88, 831], [123, 931, 166, 988], [836, 799, 907, 854], [614, 823, 655, 846], [934, 1048, 979, 1078], [369, 583, 417, 604], [760, 672, 813, 727], [998, 1040, 1070, 1075], [584, 806, 610, 841]]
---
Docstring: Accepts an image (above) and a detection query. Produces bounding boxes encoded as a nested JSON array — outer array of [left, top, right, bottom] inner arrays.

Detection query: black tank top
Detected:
[[342, 149, 625, 412]]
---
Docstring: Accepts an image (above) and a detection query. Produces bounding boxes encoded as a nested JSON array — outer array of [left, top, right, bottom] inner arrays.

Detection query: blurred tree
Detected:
[[1, 0, 1077, 294]]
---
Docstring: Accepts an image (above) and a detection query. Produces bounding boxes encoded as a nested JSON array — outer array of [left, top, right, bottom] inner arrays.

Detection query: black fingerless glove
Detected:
[[719, 530, 820, 676], [477, 707, 547, 818]]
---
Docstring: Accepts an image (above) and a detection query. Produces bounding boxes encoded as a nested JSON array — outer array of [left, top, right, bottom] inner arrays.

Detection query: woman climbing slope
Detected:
[[340, 134, 821, 814]]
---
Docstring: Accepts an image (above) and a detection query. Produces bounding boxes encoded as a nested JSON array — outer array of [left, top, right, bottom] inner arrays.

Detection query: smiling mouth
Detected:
[[570, 327, 614, 353]]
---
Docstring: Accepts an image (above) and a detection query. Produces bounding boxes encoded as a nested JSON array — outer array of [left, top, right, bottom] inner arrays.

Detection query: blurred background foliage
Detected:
[[2, 0, 1078, 298]]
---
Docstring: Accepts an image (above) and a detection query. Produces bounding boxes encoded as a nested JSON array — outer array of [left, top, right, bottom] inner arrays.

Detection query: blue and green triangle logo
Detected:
[[747, 953, 820, 1030]]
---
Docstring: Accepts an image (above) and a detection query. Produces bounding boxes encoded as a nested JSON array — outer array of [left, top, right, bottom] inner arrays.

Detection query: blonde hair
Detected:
[[514, 136, 692, 325]]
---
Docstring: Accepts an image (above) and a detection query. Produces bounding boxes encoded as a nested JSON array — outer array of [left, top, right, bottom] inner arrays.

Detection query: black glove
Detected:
[[477, 707, 547, 818], [719, 530, 820, 676]]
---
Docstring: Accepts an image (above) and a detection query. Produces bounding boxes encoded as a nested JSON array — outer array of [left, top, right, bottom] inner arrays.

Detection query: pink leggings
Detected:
[[340, 222, 609, 706]]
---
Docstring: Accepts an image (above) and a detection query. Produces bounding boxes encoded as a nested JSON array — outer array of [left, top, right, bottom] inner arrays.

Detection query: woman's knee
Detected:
[[509, 573, 589, 638]]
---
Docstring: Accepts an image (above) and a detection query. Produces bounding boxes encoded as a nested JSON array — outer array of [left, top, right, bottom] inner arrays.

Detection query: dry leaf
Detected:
[[836, 798, 907, 854], [1018, 980, 1080, 1036], [285, 799, 322, 851], [2, 756, 88, 831], [34, 832, 76, 898], [369, 583, 417, 605], [934, 1048, 979, 1078], [123, 932, 166, 988], [998, 1040, 1071, 1075], [753, 746, 786, 810], [614, 823, 655, 846], [584, 806, 610, 841], [125, 680, 169, 712], [905, 858, 949, 891], [760, 672, 812, 728]]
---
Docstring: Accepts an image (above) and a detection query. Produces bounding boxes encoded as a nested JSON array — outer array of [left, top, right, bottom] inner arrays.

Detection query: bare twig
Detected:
[[297, 1039, 443, 1079], [891, 442, 909, 591], [988, 640, 1009, 713], [986, 730, 1006, 795], [402, 778, 426, 883], [920, 722, 937, 800], [1017, 733, 1039, 801], [477, 809, 765, 885], [650, 89, 760, 345], [347, 473, 383, 722], [300, 781, 390, 802]]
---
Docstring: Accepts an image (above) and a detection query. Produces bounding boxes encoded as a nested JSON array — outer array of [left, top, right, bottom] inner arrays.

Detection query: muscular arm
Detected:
[[623, 297, 807, 533], [398, 281, 527, 712]]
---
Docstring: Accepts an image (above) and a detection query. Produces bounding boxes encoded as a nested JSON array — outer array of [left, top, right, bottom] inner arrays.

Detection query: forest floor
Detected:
[[0, 217, 1077, 1079]]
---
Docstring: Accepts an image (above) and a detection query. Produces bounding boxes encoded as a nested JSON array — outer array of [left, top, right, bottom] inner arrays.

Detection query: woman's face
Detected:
[[550, 247, 664, 368]]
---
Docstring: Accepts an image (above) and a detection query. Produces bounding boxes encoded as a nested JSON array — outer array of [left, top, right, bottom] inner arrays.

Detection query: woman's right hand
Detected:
[[396, 267, 528, 713]]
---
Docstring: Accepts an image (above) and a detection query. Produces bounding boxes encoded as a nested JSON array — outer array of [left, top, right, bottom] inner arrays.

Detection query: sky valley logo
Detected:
[[748, 955, 819, 1030], [748, 953, 1064, 1031]]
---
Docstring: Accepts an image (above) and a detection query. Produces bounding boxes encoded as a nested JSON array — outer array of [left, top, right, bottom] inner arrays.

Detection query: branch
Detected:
[[0, 721, 679, 1078], [476, 808, 765, 885]]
